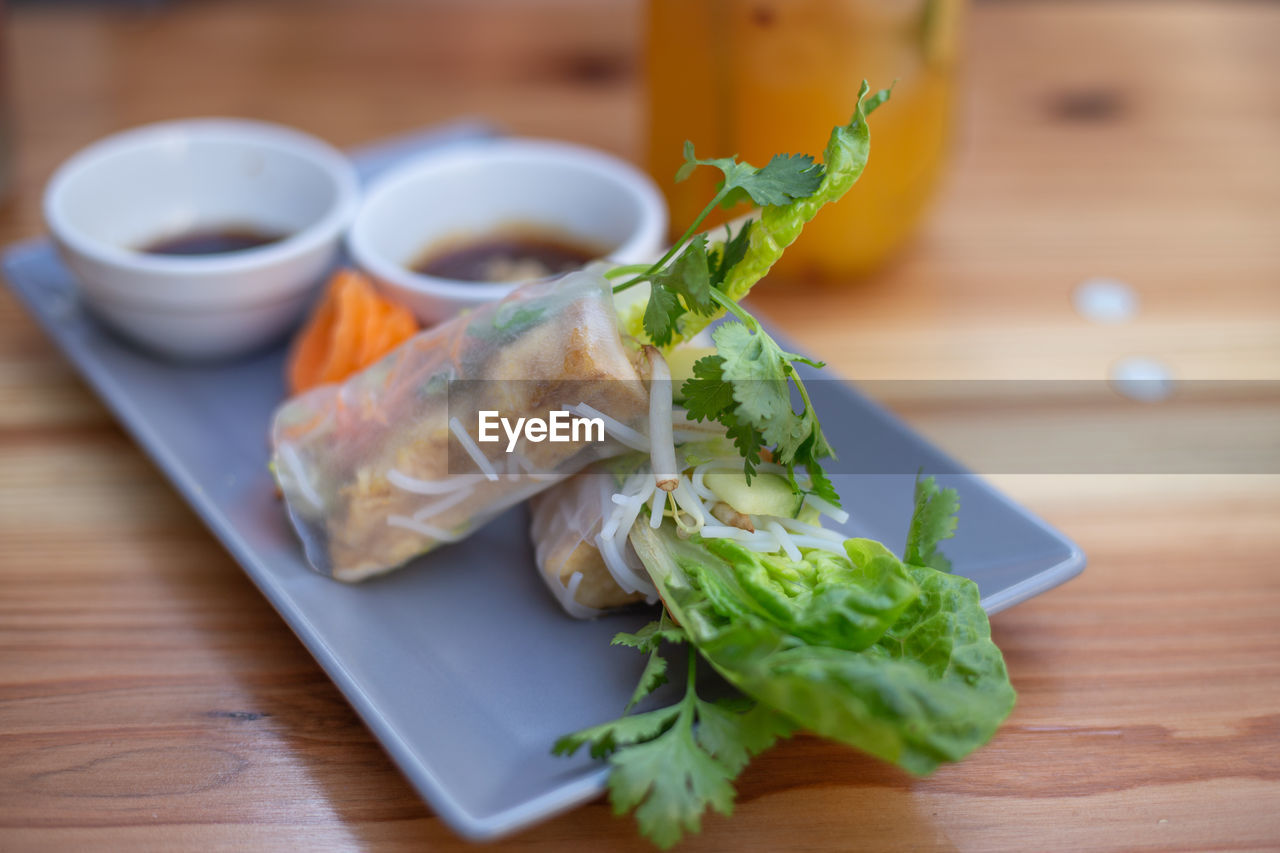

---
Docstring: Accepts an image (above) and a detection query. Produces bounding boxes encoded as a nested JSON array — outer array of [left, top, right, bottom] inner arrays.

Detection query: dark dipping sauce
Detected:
[[141, 226, 286, 257], [414, 228, 603, 283]]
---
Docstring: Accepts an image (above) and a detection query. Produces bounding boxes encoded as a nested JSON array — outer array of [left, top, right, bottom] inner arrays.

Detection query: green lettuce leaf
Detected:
[[699, 537, 919, 651], [673, 80, 889, 341], [630, 521, 1016, 776], [621, 80, 891, 345]]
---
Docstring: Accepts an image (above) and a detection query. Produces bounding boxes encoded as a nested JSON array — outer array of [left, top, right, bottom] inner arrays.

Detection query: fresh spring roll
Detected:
[[528, 456, 650, 618], [527, 423, 738, 620], [271, 269, 651, 582], [529, 428, 847, 619]]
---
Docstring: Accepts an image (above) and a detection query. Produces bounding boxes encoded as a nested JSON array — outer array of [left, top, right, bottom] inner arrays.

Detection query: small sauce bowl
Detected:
[[43, 118, 360, 360], [346, 139, 666, 325]]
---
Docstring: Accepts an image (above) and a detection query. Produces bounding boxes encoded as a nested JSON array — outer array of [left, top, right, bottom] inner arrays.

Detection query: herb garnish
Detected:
[[606, 81, 892, 504]]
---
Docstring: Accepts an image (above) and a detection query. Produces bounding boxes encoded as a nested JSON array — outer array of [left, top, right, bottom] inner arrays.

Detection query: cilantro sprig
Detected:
[[610, 143, 825, 311], [554, 616, 793, 850], [605, 82, 892, 506], [683, 295, 839, 504], [609, 152, 830, 494]]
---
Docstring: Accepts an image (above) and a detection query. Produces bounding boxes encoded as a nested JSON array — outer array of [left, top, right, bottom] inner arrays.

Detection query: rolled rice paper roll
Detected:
[[528, 459, 648, 618], [271, 269, 650, 581]]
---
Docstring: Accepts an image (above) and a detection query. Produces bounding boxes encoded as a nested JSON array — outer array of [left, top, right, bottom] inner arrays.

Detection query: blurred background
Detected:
[[2, 0, 1276, 380]]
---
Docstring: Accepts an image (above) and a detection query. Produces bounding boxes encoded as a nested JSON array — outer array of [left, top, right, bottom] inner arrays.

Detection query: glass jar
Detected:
[[645, 0, 964, 280]]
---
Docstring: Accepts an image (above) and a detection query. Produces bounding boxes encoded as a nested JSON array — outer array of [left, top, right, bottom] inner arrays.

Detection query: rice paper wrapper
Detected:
[[271, 269, 650, 582], [528, 457, 649, 618]]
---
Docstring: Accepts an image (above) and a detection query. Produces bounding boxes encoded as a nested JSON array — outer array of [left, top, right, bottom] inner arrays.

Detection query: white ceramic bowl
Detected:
[[43, 118, 360, 360], [347, 139, 667, 324]]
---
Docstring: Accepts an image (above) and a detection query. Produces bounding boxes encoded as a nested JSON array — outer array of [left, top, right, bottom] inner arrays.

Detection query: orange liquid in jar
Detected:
[[645, 0, 963, 280]]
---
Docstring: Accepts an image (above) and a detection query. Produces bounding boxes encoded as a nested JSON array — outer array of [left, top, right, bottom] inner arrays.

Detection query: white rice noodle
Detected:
[[698, 512, 847, 557], [448, 416, 499, 482], [597, 480, 656, 597], [774, 515, 845, 542], [699, 524, 782, 552], [803, 493, 850, 524], [783, 534, 849, 556], [598, 526, 657, 599], [277, 444, 323, 512], [689, 466, 716, 501], [565, 403, 650, 452], [387, 467, 475, 495], [387, 514, 466, 542], [411, 486, 475, 522], [601, 473, 652, 539]]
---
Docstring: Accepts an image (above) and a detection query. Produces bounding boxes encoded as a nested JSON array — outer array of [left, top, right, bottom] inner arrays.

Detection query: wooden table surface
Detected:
[[3, 1, 1278, 850]]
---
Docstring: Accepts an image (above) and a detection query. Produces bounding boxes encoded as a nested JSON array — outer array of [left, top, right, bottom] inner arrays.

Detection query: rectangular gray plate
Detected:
[[2, 123, 1084, 841]]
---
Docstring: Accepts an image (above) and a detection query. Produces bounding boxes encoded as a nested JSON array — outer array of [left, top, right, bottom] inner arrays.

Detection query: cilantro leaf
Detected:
[[713, 323, 790, 415], [640, 238, 717, 345], [904, 475, 960, 572], [627, 649, 670, 711], [610, 717, 736, 849], [613, 619, 688, 651], [643, 283, 684, 347], [681, 354, 736, 423], [673, 139, 707, 183], [709, 220, 753, 289], [749, 152, 826, 205], [655, 236, 714, 316], [553, 705, 681, 761], [682, 352, 766, 480], [805, 460, 841, 508], [613, 617, 689, 711], [701, 320, 835, 490], [681, 143, 825, 207], [556, 642, 790, 848], [724, 420, 766, 482]]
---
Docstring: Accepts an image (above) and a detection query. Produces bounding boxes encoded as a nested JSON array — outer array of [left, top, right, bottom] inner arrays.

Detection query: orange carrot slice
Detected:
[[286, 269, 420, 396]]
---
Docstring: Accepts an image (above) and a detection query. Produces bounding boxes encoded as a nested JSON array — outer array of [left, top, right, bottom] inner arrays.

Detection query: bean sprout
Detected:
[[764, 520, 802, 561], [565, 403, 650, 451], [774, 515, 845, 542], [644, 347, 679, 492], [803, 493, 849, 524]]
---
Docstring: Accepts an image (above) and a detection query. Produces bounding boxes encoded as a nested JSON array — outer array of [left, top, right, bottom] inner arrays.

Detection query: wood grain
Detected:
[[2, 1, 1278, 850]]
